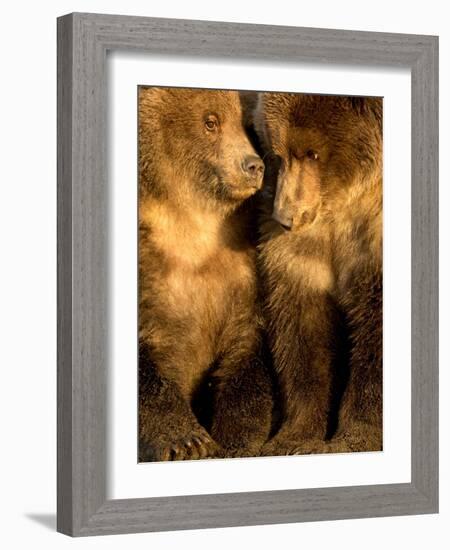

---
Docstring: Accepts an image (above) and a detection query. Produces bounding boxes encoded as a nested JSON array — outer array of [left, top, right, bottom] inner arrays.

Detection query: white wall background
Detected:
[[0, 1, 447, 548]]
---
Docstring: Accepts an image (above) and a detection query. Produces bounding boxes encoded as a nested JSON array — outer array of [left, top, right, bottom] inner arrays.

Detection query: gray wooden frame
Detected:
[[57, 12, 438, 537]]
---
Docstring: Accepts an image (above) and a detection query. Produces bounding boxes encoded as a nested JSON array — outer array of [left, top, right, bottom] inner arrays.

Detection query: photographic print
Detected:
[[57, 14, 438, 535], [138, 86, 383, 462]]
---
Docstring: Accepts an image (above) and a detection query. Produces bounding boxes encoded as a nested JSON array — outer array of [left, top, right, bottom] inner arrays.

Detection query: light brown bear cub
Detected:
[[255, 93, 383, 455], [138, 87, 274, 461]]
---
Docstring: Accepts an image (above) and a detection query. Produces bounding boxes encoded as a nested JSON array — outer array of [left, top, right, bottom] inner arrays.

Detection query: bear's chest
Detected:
[[162, 248, 255, 324]]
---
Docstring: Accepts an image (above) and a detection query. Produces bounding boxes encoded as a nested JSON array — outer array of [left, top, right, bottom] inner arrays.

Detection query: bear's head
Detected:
[[139, 87, 264, 208], [255, 93, 382, 231]]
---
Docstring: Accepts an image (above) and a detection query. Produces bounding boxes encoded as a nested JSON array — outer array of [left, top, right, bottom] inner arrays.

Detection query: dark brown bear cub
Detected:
[[255, 93, 382, 455], [138, 87, 274, 461]]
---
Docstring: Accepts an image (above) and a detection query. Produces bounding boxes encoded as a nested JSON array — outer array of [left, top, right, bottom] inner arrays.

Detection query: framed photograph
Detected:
[[57, 12, 438, 536]]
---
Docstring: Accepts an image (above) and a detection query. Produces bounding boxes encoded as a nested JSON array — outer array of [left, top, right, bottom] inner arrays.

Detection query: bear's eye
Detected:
[[204, 115, 219, 131], [306, 150, 319, 161]]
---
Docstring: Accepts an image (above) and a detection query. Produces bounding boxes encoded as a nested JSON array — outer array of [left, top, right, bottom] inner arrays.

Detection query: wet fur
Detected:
[[254, 93, 383, 455], [138, 87, 274, 461]]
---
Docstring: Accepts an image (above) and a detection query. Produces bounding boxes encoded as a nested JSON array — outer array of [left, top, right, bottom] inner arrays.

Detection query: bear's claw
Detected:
[[153, 430, 219, 461]]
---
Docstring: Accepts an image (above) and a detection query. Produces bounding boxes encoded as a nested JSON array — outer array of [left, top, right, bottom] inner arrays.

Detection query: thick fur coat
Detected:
[[254, 93, 383, 455], [138, 87, 274, 461]]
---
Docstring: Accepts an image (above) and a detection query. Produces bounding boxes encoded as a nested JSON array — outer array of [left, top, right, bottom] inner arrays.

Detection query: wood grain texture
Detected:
[[410, 36, 439, 506], [57, 12, 439, 537], [57, 13, 74, 535]]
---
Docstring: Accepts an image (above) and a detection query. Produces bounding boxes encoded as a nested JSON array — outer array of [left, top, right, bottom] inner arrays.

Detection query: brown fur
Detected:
[[254, 93, 383, 455], [138, 87, 274, 461]]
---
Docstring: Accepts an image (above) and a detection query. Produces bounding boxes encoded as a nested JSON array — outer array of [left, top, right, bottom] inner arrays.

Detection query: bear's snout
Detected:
[[241, 155, 265, 180]]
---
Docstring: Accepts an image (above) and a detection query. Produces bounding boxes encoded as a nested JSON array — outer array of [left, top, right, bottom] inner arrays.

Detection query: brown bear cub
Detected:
[[138, 87, 274, 461], [254, 93, 383, 455]]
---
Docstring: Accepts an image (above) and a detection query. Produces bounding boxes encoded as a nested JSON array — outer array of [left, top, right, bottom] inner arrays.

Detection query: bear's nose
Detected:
[[242, 155, 264, 178], [272, 212, 293, 231]]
